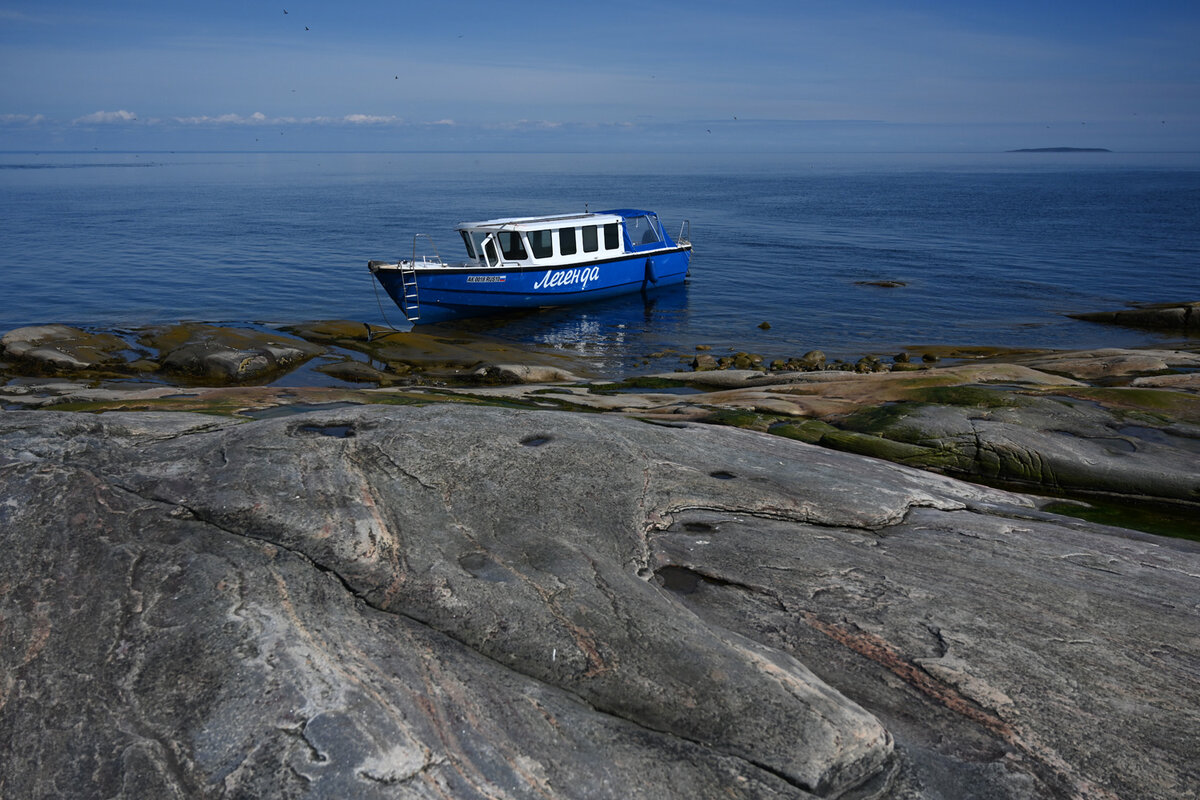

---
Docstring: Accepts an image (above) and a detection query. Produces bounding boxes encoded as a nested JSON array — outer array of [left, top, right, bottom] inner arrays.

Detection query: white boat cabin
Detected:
[[454, 211, 667, 269]]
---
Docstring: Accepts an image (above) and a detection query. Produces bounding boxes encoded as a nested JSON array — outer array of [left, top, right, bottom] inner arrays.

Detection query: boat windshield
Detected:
[[624, 214, 664, 246], [467, 231, 500, 265]]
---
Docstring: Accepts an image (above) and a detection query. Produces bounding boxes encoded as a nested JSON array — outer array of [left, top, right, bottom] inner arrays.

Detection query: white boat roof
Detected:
[[455, 212, 624, 232]]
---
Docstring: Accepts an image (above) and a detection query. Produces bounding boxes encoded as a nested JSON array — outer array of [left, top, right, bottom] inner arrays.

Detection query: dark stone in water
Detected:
[[1008, 147, 1112, 153], [1070, 302, 1200, 331]]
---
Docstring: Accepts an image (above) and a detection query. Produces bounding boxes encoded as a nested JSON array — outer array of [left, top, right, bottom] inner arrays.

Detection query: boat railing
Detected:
[[410, 233, 443, 267], [677, 219, 691, 245]]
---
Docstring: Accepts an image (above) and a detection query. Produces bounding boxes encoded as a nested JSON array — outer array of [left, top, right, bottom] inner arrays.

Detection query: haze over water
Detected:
[[2, 150, 1197, 378]]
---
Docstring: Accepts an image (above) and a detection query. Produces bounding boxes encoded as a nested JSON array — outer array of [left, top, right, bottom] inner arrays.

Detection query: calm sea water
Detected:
[[2, 151, 1197, 378]]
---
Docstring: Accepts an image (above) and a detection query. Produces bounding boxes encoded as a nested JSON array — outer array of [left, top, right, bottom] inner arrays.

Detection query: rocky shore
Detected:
[[2, 309, 1198, 798]]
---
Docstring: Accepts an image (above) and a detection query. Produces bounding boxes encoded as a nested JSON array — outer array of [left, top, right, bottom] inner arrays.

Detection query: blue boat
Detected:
[[369, 209, 691, 324]]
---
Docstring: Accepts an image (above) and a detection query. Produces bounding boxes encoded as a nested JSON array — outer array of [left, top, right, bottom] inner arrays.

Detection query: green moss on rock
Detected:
[[905, 385, 1026, 408]]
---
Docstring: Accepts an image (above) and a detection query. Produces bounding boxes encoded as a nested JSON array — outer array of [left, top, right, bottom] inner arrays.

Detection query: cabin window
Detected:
[[497, 231, 527, 261], [624, 214, 663, 246], [558, 227, 577, 256], [460, 231, 477, 259], [582, 225, 599, 253], [604, 222, 619, 250], [528, 229, 554, 259]]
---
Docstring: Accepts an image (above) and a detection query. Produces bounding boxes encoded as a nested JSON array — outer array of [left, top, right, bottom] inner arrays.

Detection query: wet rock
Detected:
[[855, 356, 887, 374], [732, 352, 763, 370], [758, 321, 772, 329], [283, 320, 576, 379], [471, 363, 580, 384], [692, 353, 719, 371], [1, 405, 1195, 799], [800, 350, 826, 370], [143, 324, 324, 384], [314, 359, 393, 384], [1070, 301, 1200, 331], [1, 324, 131, 373]]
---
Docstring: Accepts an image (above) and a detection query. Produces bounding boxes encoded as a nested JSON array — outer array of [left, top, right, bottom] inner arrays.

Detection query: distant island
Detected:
[[1008, 147, 1112, 153]]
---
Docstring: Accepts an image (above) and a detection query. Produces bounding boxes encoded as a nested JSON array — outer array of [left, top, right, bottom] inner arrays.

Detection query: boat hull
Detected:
[[372, 247, 690, 324]]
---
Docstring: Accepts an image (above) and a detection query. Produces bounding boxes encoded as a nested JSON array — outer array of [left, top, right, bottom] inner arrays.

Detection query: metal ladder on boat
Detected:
[[399, 262, 420, 321], [399, 233, 441, 321]]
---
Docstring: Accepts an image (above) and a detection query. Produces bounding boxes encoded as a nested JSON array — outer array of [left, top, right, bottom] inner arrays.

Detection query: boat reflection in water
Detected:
[[442, 282, 693, 378]]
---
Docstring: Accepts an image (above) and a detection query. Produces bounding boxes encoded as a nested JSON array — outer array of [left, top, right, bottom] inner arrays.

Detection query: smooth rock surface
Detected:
[[1, 406, 1198, 798], [1013, 348, 1200, 380], [837, 392, 1200, 505]]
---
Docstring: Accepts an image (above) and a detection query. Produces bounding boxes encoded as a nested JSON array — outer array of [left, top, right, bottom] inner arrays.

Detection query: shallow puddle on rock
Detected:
[[241, 401, 364, 420], [295, 423, 356, 438]]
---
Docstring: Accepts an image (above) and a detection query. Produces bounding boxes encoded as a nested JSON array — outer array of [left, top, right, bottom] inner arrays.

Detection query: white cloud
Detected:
[[342, 114, 400, 124], [166, 112, 403, 126], [0, 9, 44, 22], [73, 109, 138, 124], [172, 112, 273, 125], [485, 119, 564, 131], [0, 114, 46, 125]]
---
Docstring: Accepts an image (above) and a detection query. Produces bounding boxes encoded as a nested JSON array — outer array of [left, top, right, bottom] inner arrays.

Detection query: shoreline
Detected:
[[3, 309, 1199, 540], [2, 307, 1197, 388]]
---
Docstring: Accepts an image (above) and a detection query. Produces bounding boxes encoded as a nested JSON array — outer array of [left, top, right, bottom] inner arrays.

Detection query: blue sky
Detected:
[[2, 0, 1198, 151]]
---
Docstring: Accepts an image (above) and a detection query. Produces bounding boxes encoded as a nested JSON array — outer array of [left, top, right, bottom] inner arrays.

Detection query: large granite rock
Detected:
[[1, 406, 1197, 798]]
